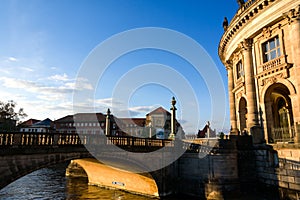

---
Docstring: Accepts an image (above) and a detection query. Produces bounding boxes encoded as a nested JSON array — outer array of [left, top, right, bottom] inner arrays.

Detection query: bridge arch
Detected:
[[69, 158, 160, 197], [0, 151, 92, 189], [0, 132, 177, 197]]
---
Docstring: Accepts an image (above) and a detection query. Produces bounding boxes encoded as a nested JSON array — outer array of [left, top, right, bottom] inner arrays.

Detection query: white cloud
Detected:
[[0, 76, 75, 109], [8, 57, 17, 62], [128, 105, 155, 115], [0, 68, 11, 74], [73, 77, 93, 90], [93, 98, 156, 117], [94, 98, 112, 107], [19, 67, 34, 72], [48, 73, 70, 81]]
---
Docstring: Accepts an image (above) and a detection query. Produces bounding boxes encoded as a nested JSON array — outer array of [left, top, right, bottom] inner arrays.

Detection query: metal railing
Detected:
[[271, 126, 296, 143]]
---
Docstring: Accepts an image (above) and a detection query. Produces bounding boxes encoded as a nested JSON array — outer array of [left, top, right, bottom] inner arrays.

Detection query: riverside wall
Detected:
[[65, 137, 300, 199], [253, 144, 300, 199]]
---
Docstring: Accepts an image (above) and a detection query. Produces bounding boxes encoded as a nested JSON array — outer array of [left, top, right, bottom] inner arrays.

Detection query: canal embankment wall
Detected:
[[178, 137, 300, 199], [65, 137, 300, 199], [253, 144, 300, 199]]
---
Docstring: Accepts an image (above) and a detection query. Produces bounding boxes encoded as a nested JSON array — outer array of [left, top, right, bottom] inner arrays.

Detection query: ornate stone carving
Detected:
[[239, 38, 253, 51], [232, 52, 240, 62], [262, 27, 272, 39], [225, 60, 233, 70], [236, 0, 245, 8], [284, 5, 300, 24], [260, 73, 284, 86]]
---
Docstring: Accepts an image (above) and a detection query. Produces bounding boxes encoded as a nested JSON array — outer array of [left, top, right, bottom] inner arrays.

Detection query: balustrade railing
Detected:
[[0, 132, 223, 154], [262, 56, 285, 71], [0, 132, 175, 148], [271, 126, 296, 143], [279, 158, 300, 170]]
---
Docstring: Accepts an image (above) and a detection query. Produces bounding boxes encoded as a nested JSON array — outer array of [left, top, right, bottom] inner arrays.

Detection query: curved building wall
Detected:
[[219, 0, 300, 143]]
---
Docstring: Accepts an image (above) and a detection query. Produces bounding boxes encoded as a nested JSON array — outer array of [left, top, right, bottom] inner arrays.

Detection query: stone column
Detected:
[[105, 108, 111, 136], [241, 39, 264, 143], [169, 97, 177, 140], [240, 39, 259, 129], [226, 61, 238, 135]]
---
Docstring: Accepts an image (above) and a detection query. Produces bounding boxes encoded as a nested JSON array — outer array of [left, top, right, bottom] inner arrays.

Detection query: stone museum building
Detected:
[[219, 0, 300, 143]]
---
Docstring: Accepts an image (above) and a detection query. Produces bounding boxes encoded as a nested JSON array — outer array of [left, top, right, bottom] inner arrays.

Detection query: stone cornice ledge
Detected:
[[218, 0, 277, 63]]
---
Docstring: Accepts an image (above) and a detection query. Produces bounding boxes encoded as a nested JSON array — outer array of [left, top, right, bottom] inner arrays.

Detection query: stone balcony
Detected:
[[255, 55, 293, 87], [262, 55, 285, 71]]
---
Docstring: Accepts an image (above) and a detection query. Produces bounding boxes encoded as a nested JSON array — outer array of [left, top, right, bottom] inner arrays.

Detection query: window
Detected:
[[262, 36, 281, 63], [236, 60, 244, 79]]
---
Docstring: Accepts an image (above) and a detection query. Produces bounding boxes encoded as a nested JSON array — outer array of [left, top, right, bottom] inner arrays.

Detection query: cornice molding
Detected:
[[219, 0, 299, 65]]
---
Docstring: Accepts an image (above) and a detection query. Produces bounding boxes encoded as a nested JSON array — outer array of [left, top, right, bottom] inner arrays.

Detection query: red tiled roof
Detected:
[[55, 115, 74, 123], [117, 118, 146, 127], [73, 113, 106, 122], [147, 106, 170, 115], [19, 119, 40, 126], [55, 113, 107, 123]]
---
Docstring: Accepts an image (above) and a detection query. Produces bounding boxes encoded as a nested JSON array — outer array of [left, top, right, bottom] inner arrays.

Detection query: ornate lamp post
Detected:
[[169, 97, 177, 140], [105, 108, 111, 136]]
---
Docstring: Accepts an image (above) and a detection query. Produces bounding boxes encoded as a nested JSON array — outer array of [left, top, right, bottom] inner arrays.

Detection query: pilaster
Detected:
[[284, 5, 300, 144], [286, 6, 300, 119]]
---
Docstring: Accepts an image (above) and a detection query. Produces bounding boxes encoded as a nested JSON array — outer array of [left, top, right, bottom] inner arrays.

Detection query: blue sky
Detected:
[[0, 0, 239, 134]]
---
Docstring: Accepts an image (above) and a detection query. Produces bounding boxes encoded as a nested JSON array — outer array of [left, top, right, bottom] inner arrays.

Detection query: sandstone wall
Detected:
[[252, 145, 300, 199]]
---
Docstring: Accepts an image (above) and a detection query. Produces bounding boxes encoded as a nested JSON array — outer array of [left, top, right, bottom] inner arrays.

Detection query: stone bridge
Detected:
[[0, 132, 241, 198]]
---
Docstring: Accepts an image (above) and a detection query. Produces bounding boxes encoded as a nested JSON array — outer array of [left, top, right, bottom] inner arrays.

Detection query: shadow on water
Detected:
[[0, 158, 295, 200]]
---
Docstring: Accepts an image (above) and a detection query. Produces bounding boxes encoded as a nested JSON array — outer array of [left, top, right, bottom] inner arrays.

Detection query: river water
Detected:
[[0, 163, 193, 200], [0, 163, 275, 200]]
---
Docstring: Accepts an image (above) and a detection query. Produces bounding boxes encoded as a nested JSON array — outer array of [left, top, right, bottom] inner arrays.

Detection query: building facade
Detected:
[[55, 113, 108, 135], [219, 0, 300, 143], [146, 107, 171, 139], [54, 105, 183, 139], [20, 118, 54, 133]]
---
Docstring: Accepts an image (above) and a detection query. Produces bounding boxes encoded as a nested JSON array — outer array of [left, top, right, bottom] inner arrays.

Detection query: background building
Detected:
[[219, 0, 300, 143], [146, 107, 171, 139], [20, 118, 54, 133], [54, 106, 184, 139], [55, 113, 107, 135]]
